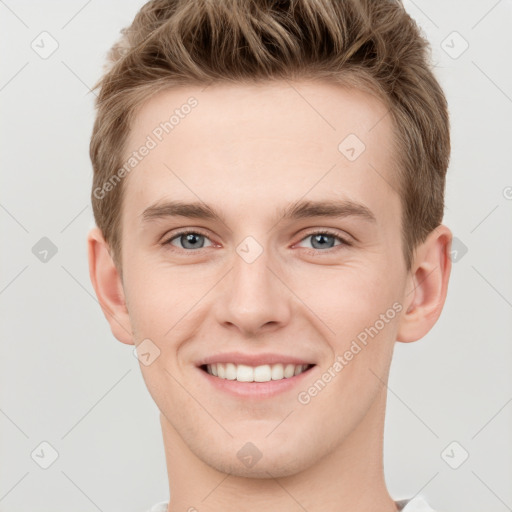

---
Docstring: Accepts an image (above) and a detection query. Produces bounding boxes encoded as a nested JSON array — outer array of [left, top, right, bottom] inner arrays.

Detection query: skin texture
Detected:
[[88, 80, 452, 512]]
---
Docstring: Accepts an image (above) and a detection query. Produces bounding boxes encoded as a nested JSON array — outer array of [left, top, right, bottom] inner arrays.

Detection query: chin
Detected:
[[196, 437, 320, 479], [209, 454, 307, 479]]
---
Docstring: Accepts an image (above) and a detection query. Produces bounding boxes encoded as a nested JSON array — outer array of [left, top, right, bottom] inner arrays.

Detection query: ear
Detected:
[[87, 227, 133, 345], [396, 224, 453, 343]]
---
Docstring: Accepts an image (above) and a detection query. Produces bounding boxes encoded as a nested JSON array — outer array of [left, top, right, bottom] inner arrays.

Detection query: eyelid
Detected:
[[295, 229, 353, 248], [162, 227, 353, 252], [162, 228, 216, 248]]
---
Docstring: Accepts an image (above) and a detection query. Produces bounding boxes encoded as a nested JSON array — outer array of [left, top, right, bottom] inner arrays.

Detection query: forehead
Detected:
[[121, 80, 399, 228]]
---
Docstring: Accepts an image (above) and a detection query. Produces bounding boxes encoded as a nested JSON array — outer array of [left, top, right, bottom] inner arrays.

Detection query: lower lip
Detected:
[[197, 365, 316, 399]]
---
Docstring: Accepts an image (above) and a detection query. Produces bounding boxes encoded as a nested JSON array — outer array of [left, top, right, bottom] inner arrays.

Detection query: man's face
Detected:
[[118, 80, 409, 476]]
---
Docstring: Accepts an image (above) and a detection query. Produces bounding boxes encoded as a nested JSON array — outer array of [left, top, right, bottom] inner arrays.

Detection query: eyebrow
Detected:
[[141, 198, 377, 225]]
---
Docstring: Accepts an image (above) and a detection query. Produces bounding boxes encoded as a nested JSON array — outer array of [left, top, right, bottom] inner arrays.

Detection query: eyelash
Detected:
[[162, 229, 352, 254]]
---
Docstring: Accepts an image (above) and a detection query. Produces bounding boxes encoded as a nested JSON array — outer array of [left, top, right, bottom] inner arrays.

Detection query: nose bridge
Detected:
[[216, 236, 291, 335]]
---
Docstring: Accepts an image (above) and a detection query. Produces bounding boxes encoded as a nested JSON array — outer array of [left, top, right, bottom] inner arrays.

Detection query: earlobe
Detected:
[[396, 224, 452, 343], [87, 227, 134, 345]]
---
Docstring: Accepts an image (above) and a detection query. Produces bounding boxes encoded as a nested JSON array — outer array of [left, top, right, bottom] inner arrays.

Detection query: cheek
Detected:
[[311, 280, 399, 415], [123, 253, 206, 323], [293, 261, 398, 333], [296, 264, 401, 387], [124, 237, 403, 346]]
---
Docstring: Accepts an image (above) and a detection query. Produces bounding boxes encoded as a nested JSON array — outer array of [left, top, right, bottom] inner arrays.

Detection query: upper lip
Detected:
[[196, 352, 316, 367]]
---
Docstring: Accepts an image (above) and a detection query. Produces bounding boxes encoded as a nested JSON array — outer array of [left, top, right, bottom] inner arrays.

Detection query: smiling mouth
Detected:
[[200, 363, 315, 383]]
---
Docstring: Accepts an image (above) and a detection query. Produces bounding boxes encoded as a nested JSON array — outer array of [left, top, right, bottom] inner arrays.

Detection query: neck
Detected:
[[160, 386, 397, 512]]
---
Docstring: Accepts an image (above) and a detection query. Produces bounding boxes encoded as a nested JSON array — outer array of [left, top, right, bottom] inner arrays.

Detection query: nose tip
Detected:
[[215, 251, 292, 336]]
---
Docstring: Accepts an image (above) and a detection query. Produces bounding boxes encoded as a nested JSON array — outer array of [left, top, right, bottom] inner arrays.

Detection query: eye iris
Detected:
[[181, 233, 204, 249], [175, 233, 339, 250], [311, 233, 335, 249]]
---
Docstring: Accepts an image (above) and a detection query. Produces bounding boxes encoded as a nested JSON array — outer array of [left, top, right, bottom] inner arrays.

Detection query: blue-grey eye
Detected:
[[168, 231, 213, 250], [310, 233, 336, 249], [297, 231, 347, 250]]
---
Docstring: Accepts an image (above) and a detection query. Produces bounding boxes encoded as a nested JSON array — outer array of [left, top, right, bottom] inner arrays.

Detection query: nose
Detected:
[[214, 243, 292, 337]]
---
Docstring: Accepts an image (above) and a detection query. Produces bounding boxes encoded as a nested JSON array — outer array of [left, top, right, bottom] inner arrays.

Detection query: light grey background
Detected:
[[1, 1, 511, 511]]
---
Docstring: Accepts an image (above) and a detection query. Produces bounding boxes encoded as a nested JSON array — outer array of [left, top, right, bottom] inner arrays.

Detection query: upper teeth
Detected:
[[206, 363, 310, 382]]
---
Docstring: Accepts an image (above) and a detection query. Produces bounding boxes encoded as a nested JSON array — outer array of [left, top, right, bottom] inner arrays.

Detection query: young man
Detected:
[[87, 0, 452, 510]]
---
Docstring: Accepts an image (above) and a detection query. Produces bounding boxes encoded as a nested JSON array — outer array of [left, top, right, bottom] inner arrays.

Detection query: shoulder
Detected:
[[396, 495, 439, 511], [145, 498, 439, 512], [144, 501, 168, 512]]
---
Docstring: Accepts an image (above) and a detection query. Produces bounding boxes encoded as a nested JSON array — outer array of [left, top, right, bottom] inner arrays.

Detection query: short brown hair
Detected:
[[90, 0, 450, 272]]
